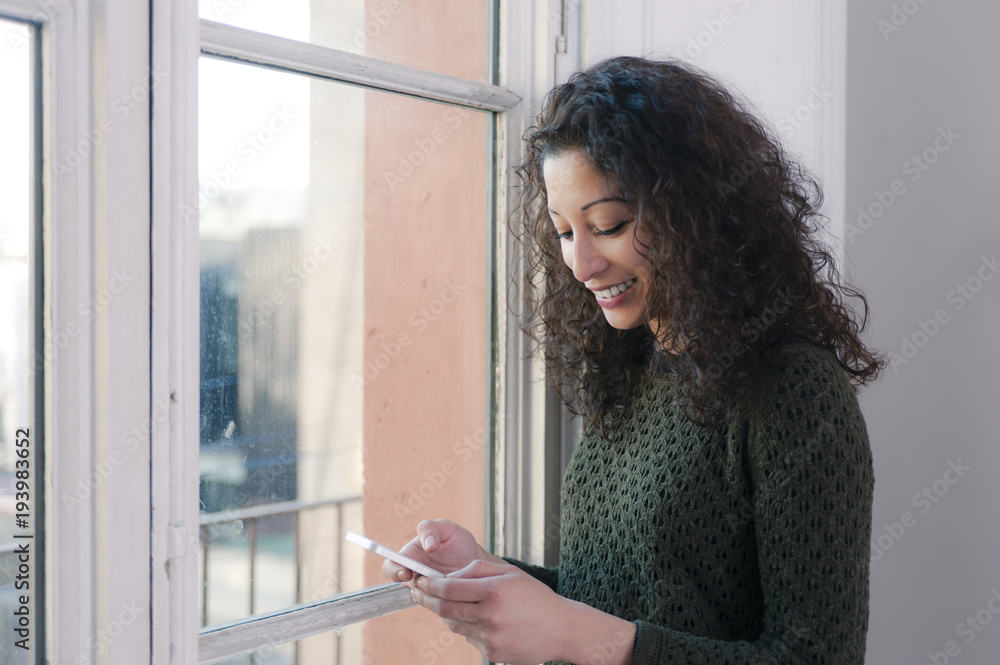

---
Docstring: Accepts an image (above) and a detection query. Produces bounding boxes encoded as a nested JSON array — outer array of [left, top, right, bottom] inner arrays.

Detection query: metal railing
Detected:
[[199, 493, 362, 663]]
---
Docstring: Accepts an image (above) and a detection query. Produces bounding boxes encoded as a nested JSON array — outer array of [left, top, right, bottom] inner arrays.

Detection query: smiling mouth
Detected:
[[594, 279, 636, 299]]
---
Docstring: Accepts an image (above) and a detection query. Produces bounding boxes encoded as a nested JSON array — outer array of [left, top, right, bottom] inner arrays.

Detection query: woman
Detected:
[[383, 55, 885, 665]]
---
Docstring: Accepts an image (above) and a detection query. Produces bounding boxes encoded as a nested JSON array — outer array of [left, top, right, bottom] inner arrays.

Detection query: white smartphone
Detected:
[[345, 531, 445, 578]]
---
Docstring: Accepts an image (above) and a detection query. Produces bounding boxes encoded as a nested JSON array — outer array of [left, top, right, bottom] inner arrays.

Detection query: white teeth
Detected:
[[596, 278, 636, 299]]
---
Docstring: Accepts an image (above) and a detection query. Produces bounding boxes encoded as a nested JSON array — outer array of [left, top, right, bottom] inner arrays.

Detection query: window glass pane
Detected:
[[198, 56, 488, 665], [0, 17, 36, 665], [200, 499, 364, 626], [198, 0, 490, 83]]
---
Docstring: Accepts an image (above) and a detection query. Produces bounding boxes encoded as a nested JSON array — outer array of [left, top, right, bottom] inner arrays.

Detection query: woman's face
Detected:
[[543, 149, 663, 336]]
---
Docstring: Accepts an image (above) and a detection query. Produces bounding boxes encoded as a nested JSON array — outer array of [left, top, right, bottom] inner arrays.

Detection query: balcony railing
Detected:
[[199, 493, 364, 664]]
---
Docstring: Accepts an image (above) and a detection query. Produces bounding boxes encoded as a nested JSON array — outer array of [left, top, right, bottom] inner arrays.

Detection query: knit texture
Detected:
[[505, 341, 874, 664]]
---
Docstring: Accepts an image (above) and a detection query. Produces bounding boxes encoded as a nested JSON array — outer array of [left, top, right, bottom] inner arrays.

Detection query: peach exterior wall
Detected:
[[362, 2, 490, 663]]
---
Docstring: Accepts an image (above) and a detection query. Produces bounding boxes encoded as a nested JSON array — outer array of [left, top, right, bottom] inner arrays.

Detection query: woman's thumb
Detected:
[[416, 519, 450, 552]]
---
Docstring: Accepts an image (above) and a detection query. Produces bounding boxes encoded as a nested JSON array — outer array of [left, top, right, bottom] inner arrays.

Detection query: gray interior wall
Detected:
[[846, 1, 1000, 662]]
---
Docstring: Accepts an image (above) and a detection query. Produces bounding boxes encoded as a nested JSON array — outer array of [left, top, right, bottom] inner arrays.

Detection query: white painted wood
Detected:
[[520, 0, 553, 571], [495, 0, 533, 562], [554, 0, 584, 86], [581, 0, 848, 253], [150, 1, 200, 664], [200, 19, 521, 112], [815, 0, 847, 266], [43, 0, 154, 662], [0, 0, 47, 21], [197, 584, 415, 664], [495, 0, 580, 568], [43, 1, 98, 660], [93, 0, 153, 662]]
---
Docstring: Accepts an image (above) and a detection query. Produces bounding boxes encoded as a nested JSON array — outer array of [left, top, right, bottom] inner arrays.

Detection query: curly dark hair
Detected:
[[508, 55, 886, 441]]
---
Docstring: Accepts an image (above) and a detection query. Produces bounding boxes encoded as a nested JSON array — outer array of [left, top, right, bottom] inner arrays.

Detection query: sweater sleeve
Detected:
[[630, 345, 875, 664], [500, 556, 560, 592]]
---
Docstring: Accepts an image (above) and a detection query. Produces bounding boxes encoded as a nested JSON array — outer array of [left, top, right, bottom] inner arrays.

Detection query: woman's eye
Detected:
[[552, 220, 631, 241], [597, 221, 631, 236]]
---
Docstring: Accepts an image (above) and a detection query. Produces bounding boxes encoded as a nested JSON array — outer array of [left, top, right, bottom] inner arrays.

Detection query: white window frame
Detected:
[[1, 0, 568, 661], [188, 14, 522, 665], [0, 0, 157, 663], [494, 0, 588, 578]]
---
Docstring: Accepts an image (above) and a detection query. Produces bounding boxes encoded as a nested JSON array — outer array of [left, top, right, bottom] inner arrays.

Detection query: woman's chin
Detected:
[[601, 313, 642, 330]]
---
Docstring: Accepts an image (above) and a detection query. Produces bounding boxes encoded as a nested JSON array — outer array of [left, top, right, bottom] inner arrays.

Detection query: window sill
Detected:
[[198, 582, 414, 664]]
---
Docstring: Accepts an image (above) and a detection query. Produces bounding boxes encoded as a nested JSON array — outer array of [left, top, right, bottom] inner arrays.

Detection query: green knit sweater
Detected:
[[506, 341, 874, 664]]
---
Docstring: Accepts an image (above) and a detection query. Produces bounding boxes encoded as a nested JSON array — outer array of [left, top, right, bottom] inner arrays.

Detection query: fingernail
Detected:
[[423, 535, 437, 549], [396, 570, 407, 581]]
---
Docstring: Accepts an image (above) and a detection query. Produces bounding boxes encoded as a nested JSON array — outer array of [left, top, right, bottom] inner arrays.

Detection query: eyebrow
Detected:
[[548, 197, 629, 216]]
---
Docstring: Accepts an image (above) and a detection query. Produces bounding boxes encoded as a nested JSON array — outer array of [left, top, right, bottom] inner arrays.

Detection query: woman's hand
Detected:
[[409, 559, 570, 664], [381, 519, 503, 585], [409, 559, 636, 665]]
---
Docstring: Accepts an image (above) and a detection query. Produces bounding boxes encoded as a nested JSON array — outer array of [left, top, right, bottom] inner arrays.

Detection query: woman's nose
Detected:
[[569, 235, 608, 284]]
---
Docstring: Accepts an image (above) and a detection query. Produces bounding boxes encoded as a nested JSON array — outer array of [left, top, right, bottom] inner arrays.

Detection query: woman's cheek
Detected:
[[561, 246, 574, 272]]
